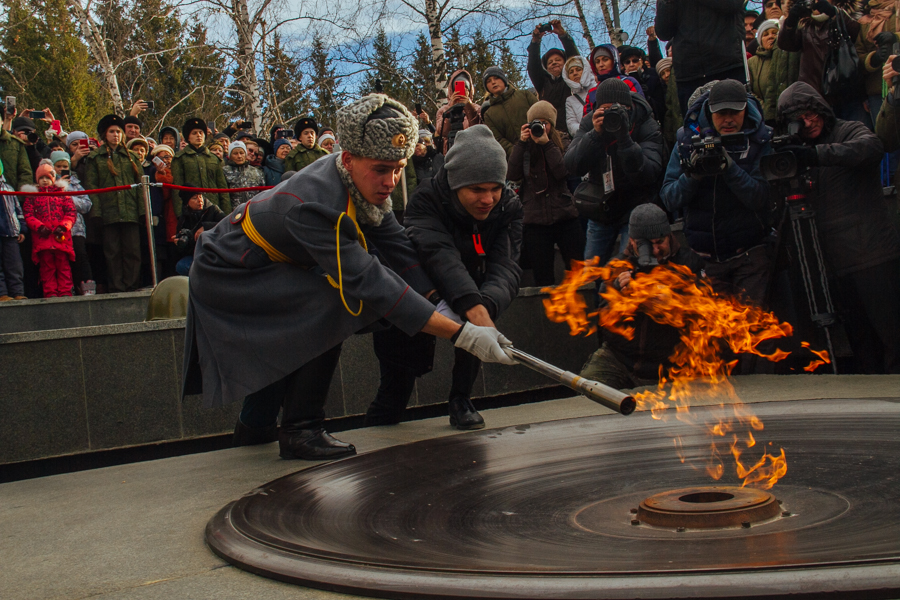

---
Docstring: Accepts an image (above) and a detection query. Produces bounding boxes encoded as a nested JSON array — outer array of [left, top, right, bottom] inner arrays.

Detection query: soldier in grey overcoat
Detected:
[[182, 95, 518, 460]]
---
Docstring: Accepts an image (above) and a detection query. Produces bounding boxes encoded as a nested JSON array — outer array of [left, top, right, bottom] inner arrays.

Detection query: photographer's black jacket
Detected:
[[404, 166, 523, 320], [661, 90, 773, 262], [600, 240, 707, 380], [780, 82, 900, 277], [564, 92, 667, 225]]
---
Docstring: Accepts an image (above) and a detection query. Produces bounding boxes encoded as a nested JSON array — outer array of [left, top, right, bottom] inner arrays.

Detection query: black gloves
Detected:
[[37, 225, 51, 237], [53, 225, 67, 237], [873, 32, 897, 68], [813, 1, 837, 18], [783, 145, 819, 169], [786, 1, 812, 26]]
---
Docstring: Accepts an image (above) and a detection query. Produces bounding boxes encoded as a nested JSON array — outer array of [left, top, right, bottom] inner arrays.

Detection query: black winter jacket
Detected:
[[600, 240, 707, 380], [565, 92, 667, 225], [507, 138, 576, 226], [778, 82, 900, 277], [175, 203, 226, 258], [404, 167, 524, 320], [654, 0, 745, 83], [527, 35, 581, 134], [661, 90, 773, 261]]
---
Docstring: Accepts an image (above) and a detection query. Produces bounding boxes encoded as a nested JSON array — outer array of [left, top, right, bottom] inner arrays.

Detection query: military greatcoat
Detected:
[[183, 153, 436, 407]]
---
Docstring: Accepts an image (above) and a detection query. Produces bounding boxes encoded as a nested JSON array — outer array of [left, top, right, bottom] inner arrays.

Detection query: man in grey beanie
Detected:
[[183, 98, 518, 461], [579, 203, 708, 390], [365, 124, 524, 430]]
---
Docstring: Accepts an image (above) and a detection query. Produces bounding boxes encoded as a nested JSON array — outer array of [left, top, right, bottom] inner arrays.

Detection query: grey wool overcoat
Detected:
[[182, 153, 436, 407]]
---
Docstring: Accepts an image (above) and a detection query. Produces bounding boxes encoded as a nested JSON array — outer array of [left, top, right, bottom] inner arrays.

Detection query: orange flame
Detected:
[[543, 259, 827, 490]]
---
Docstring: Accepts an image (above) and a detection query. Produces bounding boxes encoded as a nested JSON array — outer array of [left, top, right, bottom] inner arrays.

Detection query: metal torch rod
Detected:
[[508, 348, 636, 415]]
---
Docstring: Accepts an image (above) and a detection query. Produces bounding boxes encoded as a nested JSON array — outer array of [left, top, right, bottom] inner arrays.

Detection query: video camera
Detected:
[[759, 121, 804, 182], [682, 132, 747, 177]]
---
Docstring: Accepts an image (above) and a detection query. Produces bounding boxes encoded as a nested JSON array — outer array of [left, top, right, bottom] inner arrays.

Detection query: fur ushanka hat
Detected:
[[336, 94, 418, 162]]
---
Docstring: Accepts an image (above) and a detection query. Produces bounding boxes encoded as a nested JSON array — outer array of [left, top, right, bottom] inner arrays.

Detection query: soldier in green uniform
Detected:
[[171, 118, 231, 215], [284, 117, 329, 172]]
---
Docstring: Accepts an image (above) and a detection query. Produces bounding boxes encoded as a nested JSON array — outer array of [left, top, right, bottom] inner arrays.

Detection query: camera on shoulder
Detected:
[[683, 132, 746, 177]]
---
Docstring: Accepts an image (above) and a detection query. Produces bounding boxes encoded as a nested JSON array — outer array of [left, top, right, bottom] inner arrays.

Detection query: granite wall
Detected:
[[0, 288, 596, 465], [0, 291, 151, 334]]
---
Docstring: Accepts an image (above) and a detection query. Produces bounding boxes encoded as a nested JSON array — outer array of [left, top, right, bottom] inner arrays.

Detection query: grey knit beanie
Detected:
[[628, 204, 671, 241], [482, 66, 509, 90], [594, 78, 633, 107], [336, 94, 418, 161], [444, 125, 507, 190]]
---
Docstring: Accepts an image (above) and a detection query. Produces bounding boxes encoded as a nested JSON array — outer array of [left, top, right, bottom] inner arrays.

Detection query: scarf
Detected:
[[860, 1, 900, 42], [336, 154, 391, 227]]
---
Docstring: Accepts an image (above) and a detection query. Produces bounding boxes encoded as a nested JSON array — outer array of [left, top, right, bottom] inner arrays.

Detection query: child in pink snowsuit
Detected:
[[22, 163, 76, 297]]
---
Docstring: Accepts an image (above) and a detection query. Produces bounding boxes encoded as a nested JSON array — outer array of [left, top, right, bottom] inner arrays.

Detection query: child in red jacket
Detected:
[[22, 162, 76, 297]]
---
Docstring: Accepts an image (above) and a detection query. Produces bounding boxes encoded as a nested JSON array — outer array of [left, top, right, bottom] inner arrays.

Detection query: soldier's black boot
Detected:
[[448, 397, 485, 430], [232, 420, 278, 446], [278, 425, 356, 460]]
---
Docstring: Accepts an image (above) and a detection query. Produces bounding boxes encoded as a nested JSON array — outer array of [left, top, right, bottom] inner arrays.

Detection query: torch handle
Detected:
[[508, 348, 636, 415]]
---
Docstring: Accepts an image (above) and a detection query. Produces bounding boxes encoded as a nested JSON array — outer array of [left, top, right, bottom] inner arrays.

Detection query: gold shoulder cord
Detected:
[[241, 194, 367, 316], [327, 193, 368, 316]]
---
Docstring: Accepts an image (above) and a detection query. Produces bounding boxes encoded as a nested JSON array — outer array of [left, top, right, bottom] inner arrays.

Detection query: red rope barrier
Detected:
[[2, 182, 276, 196], [162, 183, 274, 193], [2, 184, 134, 196]]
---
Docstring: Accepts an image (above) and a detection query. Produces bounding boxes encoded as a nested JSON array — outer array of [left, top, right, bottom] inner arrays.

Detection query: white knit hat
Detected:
[[228, 141, 247, 155]]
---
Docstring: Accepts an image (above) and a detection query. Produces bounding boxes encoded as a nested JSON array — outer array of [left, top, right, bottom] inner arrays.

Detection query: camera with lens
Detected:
[[759, 121, 804, 182], [635, 239, 659, 269], [537, 22, 553, 33], [443, 103, 467, 151], [601, 103, 628, 134], [26, 131, 38, 144], [175, 228, 194, 251], [529, 119, 545, 138]]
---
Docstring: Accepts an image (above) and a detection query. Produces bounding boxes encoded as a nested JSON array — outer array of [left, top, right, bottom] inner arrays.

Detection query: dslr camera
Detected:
[[635, 239, 659, 269], [601, 103, 628, 134], [683, 132, 747, 177], [529, 119, 545, 138], [175, 228, 194, 252]]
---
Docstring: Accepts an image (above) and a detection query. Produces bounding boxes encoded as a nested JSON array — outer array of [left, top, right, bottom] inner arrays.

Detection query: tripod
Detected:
[[774, 176, 839, 374]]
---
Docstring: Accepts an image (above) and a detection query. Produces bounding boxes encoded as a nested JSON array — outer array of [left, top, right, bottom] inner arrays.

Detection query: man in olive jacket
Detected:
[[285, 117, 329, 172], [0, 128, 32, 190], [482, 66, 538, 157], [171, 118, 230, 216]]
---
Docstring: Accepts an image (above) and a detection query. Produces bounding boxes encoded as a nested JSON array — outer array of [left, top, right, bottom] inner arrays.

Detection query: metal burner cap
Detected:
[[636, 486, 781, 529]]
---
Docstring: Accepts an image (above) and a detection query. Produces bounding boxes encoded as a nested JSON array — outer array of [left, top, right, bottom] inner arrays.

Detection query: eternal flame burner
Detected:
[[635, 485, 782, 529]]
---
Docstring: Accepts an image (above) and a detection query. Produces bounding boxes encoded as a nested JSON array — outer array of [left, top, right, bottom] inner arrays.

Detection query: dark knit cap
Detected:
[[617, 45, 645, 61], [594, 78, 633, 107], [444, 125, 508, 190], [483, 66, 509, 90], [123, 115, 142, 129], [628, 204, 671, 241], [179, 185, 202, 205], [12, 116, 36, 132]]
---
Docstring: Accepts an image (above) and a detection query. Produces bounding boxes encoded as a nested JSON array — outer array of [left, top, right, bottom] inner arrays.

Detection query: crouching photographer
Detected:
[[580, 204, 707, 389], [565, 78, 666, 265], [660, 79, 773, 306], [173, 186, 225, 276], [777, 82, 900, 374]]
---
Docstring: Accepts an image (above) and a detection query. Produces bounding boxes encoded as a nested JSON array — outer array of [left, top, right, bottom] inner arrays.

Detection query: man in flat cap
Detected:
[[183, 94, 518, 460]]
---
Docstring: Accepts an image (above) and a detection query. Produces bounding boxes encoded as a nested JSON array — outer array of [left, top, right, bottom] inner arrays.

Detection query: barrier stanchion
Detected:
[[141, 175, 158, 287]]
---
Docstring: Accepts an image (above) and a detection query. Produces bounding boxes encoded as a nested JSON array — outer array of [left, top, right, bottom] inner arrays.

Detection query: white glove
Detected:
[[453, 322, 518, 365], [436, 299, 464, 324]]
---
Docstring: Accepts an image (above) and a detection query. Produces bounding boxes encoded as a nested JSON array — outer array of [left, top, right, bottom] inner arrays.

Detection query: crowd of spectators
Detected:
[[2, 0, 900, 380]]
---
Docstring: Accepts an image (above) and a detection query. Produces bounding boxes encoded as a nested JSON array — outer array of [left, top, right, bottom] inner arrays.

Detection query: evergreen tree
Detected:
[[264, 33, 306, 125], [467, 30, 495, 99], [0, 0, 105, 132], [498, 41, 526, 91], [410, 32, 437, 110], [443, 28, 465, 75], [360, 27, 413, 107], [308, 35, 340, 128]]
